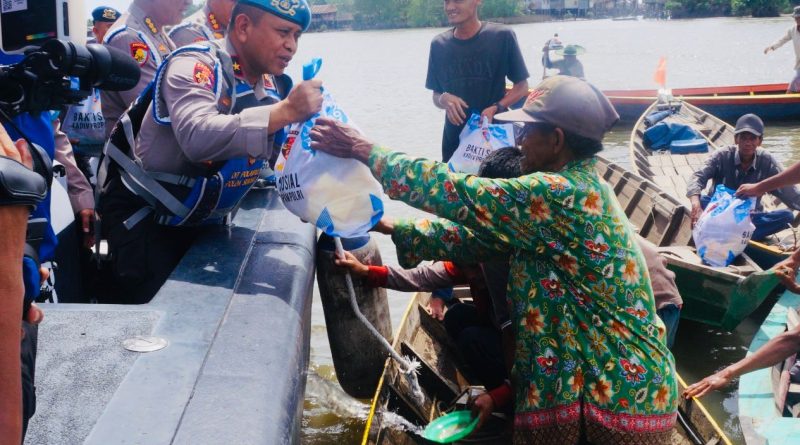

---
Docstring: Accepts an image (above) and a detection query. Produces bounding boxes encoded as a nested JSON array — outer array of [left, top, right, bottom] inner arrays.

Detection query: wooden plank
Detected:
[[675, 164, 695, 179], [672, 155, 689, 167]]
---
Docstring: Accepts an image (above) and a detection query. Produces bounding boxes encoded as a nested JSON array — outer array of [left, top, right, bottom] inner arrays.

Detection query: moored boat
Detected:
[[738, 288, 800, 444], [596, 156, 780, 330], [362, 291, 733, 444], [604, 83, 800, 124], [629, 98, 797, 270]]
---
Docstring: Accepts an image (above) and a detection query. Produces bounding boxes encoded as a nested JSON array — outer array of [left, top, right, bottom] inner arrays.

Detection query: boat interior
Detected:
[[773, 307, 800, 419]]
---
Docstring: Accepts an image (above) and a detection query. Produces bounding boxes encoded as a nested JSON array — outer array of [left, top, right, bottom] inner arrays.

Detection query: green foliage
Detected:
[[480, 0, 521, 18], [407, 0, 445, 27], [665, 0, 732, 17], [730, 0, 786, 16]]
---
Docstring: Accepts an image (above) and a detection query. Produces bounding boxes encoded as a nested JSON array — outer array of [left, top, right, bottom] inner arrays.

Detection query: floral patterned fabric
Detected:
[[369, 147, 678, 444]]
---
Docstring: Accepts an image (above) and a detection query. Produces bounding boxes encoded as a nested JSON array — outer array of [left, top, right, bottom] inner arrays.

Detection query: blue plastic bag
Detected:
[[692, 185, 756, 267]]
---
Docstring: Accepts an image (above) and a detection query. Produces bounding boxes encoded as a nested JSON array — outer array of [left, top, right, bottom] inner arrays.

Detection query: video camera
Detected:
[[0, 0, 140, 117]]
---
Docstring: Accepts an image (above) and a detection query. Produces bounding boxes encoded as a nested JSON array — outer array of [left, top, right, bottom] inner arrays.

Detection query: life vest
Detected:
[[96, 42, 291, 229]]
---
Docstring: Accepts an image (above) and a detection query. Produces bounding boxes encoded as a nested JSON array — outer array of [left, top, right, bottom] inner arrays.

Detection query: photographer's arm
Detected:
[[0, 127, 34, 444], [53, 121, 94, 247]]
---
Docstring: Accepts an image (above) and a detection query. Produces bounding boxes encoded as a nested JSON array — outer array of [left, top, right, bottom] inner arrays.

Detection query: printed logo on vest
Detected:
[[193, 62, 215, 91]]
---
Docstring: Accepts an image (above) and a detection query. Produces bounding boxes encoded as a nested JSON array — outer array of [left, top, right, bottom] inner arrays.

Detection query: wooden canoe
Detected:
[[362, 291, 733, 444], [738, 288, 800, 445], [603, 83, 800, 123], [595, 156, 780, 330], [629, 98, 797, 269]]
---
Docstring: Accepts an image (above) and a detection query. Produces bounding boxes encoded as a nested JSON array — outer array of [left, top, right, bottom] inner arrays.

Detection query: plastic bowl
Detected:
[[420, 410, 479, 443]]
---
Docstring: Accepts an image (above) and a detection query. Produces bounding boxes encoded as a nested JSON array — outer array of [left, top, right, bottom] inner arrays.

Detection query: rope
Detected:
[[333, 237, 425, 405]]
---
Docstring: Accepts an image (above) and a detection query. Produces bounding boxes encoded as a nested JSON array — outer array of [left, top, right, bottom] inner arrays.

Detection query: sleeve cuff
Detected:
[[69, 191, 95, 214], [366, 265, 389, 288], [487, 381, 512, 409]]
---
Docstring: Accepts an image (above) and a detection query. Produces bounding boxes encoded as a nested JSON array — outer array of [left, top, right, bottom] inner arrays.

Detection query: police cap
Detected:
[[238, 0, 312, 32], [92, 6, 120, 23]]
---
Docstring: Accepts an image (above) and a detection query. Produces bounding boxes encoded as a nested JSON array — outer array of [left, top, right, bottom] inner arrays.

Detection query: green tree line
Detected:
[[310, 0, 521, 29], [665, 0, 793, 18]]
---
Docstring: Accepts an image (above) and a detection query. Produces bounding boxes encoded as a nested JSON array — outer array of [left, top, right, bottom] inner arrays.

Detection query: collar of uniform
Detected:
[[205, 4, 224, 38], [733, 146, 763, 171], [129, 3, 161, 35], [226, 39, 268, 100]]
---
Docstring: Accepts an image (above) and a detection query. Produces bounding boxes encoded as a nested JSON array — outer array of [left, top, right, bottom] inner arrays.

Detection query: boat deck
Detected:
[[25, 189, 317, 445]]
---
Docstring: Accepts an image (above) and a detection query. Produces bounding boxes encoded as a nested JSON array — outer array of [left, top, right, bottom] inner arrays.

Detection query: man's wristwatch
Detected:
[[493, 102, 508, 113]]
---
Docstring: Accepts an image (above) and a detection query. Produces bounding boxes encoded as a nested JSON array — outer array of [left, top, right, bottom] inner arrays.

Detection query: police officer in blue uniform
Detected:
[[96, 0, 322, 304]]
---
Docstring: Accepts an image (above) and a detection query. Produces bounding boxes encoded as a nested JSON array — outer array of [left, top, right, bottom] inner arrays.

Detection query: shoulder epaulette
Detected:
[[168, 22, 194, 38], [104, 25, 129, 44]]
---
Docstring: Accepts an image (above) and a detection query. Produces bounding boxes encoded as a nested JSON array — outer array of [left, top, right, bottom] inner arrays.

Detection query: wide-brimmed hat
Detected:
[[494, 76, 619, 142], [793, 5, 800, 17], [555, 44, 586, 56]]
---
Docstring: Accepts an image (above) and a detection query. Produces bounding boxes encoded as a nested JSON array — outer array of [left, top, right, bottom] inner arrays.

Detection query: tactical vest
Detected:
[[97, 41, 291, 229]]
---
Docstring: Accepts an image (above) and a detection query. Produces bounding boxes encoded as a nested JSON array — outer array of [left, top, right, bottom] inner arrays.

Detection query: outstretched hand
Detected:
[[309, 117, 374, 162], [736, 182, 766, 199], [772, 256, 800, 293], [469, 392, 495, 432], [683, 369, 733, 399], [334, 250, 369, 277]]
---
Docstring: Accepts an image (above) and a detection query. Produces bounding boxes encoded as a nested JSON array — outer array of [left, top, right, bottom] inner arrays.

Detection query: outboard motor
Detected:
[[316, 233, 392, 399]]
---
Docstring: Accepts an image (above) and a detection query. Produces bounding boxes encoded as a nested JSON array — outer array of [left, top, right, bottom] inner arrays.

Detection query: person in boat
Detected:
[[337, 147, 522, 420], [764, 6, 800, 94], [687, 113, 800, 240], [541, 33, 562, 71], [95, 0, 322, 304], [683, 250, 800, 399], [426, 0, 529, 162], [101, 0, 190, 136], [309, 75, 679, 445], [169, 0, 236, 47], [543, 44, 585, 80]]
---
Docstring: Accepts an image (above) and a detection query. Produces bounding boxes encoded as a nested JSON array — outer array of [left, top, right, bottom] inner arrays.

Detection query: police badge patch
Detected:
[[193, 63, 215, 91], [130, 42, 150, 66]]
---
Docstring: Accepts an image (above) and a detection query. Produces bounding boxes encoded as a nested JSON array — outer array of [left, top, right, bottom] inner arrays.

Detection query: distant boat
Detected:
[[611, 15, 639, 21], [604, 83, 800, 123], [738, 288, 800, 444]]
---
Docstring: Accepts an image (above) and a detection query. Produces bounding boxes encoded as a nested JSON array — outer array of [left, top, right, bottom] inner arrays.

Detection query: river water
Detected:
[[291, 16, 800, 444]]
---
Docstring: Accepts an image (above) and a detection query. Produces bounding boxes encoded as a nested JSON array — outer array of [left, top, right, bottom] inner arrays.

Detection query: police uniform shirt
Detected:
[[54, 123, 94, 213], [134, 39, 276, 177], [169, 3, 226, 47], [101, 3, 176, 136]]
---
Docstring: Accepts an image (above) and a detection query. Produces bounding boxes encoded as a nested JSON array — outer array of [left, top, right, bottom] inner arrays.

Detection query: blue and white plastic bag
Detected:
[[448, 114, 515, 175], [692, 185, 756, 267], [275, 59, 384, 238]]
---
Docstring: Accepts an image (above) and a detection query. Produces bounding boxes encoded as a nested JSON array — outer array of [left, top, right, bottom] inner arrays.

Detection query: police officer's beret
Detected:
[[238, 0, 312, 32], [92, 6, 120, 23]]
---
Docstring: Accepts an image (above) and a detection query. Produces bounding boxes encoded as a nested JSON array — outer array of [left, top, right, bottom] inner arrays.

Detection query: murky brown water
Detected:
[[293, 16, 800, 444]]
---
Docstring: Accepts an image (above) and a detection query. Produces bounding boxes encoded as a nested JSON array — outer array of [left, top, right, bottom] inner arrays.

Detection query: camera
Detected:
[[0, 0, 140, 117], [0, 39, 141, 117]]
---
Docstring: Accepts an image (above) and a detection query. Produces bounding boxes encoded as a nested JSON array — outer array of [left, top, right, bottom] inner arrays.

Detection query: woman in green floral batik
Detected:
[[309, 76, 679, 445]]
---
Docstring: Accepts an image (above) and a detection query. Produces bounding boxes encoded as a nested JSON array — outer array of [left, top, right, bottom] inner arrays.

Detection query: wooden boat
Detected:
[[362, 291, 733, 444], [596, 156, 780, 330], [630, 98, 798, 270], [738, 288, 800, 444], [603, 83, 800, 123]]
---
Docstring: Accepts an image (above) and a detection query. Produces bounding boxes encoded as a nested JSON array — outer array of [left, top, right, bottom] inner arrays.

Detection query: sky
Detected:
[[83, 0, 203, 17]]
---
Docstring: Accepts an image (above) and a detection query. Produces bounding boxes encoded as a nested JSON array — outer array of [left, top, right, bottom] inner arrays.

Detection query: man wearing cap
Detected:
[[687, 113, 800, 240], [426, 0, 529, 162], [764, 6, 800, 93], [169, 0, 236, 47], [543, 44, 585, 80], [101, 0, 190, 135], [309, 75, 679, 444], [90, 6, 121, 44], [96, 0, 321, 305]]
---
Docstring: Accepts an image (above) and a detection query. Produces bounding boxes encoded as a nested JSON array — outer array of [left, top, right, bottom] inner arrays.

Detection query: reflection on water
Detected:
[[296, 16, 800, 444]]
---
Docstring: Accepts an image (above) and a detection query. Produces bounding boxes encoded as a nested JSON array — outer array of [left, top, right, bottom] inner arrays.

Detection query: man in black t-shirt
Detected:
[[426, 0, 529, 161]]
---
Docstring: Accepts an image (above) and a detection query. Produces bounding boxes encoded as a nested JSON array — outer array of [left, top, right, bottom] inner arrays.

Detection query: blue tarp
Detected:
[[643, 122, 708, 154]]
